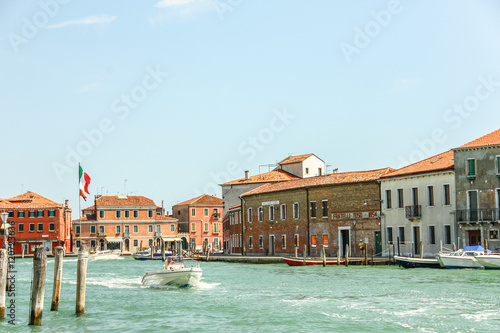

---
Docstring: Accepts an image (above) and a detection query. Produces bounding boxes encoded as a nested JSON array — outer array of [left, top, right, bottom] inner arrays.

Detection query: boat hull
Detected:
[[437, 256, 484, 269], [89, 252, 121, 260], [394, 256, 443, 269], [282, 257, 344, 266], [474, 255, 500, 269], [142, 268, 203, 286], [133, 253, 172, 260]]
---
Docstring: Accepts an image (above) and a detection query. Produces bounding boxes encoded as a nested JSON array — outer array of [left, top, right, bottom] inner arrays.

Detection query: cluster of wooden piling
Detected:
[[0, 245, 89, 326]]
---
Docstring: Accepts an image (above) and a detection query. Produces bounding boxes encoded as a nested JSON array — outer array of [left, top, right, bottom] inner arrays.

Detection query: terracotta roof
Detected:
[[381, 150, 454, 179], [173, 194, 223, 207], [155, 215, 177, 221], [94, 195, 156, 208], [223, 170, 299, 185], [279, 153, 316, 165], [241, 167, 394, 197], [229, 204, 242, 210], [73, 216, 91, 222], [4, 191, 64, 209], [455, 129, 500, 149]]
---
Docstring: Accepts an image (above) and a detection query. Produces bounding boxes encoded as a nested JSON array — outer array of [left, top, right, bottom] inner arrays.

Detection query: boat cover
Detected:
[[463, 245, 491, 253]]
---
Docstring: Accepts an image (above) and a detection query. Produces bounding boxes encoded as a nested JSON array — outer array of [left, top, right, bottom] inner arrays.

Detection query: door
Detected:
[[469, 230, 481, 246], [468, 191, 478, 222], [413, 226, 420, 256], [269, 235, 275, 255], [339, 228, 350, 258], [374, 231, 381, 256]]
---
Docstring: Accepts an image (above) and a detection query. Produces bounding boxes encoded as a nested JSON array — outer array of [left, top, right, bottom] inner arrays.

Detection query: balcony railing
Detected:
[[123, 231, 130, 238], [212, 213, 221, 219], [154, 231, 162, 237], [455, 209, 499, 223], [405, 205, 422, 219]]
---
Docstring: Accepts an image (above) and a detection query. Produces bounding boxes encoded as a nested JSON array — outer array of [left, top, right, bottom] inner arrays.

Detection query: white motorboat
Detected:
[[474, 254, 500, 270], [142, 256, 202, 287], [89, 250, 121, 260], [437, 245, 486, 269]]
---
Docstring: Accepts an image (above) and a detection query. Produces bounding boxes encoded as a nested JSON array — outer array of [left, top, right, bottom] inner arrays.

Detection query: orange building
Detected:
[[72, 195, 178, 253], [0, 191, 72, 255], [172, 194, 223, 252]]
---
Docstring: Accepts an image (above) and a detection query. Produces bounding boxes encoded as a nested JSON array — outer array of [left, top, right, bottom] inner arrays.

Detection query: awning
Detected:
[[17, 240, 55, 243], [106, 237, 123, 243], [1, 223, 11, 230], [162, 237, 183, 241]]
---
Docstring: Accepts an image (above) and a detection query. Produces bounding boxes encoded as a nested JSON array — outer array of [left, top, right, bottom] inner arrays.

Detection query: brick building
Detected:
[[240, 168, 393, 257], [0, 191, 72, 255], [172, 194, 223, 252], [225, 204, 242, 254], [72, 195, 178, 253]]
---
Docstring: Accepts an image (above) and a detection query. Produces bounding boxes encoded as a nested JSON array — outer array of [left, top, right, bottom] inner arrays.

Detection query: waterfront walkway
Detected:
[[199, 254, 395, 265]]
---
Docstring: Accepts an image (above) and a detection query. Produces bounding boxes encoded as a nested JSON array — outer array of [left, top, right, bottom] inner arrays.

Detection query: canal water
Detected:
[[2, 257, 500, 332]]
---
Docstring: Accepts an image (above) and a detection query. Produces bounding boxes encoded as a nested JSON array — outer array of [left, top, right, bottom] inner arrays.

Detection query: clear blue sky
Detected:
[[1, 0, 500, 214]]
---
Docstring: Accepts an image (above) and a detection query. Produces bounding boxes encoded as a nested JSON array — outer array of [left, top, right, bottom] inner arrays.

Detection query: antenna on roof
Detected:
[[124, 179, 128, 195], [259, 164, 277, 173]]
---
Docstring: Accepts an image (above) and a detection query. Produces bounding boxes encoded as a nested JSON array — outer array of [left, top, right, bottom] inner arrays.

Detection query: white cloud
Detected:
[[47, 15, 117, 29], [150, 0, 216, 24], [155, 0, 199, 8]]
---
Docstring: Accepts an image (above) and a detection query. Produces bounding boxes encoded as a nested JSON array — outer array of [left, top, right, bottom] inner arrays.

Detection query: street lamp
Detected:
[[1, 211, 9, 249]]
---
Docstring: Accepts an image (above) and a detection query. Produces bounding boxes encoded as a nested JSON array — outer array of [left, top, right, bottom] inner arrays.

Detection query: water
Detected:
[[2, 258, 500, 332]]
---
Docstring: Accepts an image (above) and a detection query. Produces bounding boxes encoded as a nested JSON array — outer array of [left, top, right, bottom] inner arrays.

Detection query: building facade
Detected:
[[240, 168, 393, 257], [453, 129, 500, 250], [172, 194, 223, 252], [0, 191, 72, 255], [72, 195, 178, 253], [380, 151, 456, 257]]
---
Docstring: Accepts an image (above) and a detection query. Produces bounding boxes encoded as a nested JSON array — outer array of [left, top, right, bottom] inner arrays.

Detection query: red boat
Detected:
[[282, 256, 344, 266]]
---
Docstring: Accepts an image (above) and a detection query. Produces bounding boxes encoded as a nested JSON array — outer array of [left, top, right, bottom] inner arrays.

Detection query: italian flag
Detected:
[[79, 164, 91, 201]]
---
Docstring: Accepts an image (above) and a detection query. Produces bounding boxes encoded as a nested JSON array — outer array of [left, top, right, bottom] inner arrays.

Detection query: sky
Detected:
[[1, 0, 500, 215]]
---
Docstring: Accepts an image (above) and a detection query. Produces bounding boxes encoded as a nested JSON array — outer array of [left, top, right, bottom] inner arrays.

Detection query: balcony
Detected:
[[455, 209, 498, 223], [405, 205, 422, 219], [212, 213, 221, 219], [123, 231, 130, 238], [154, 231, 162, 237], [98, 232, 107, 237]]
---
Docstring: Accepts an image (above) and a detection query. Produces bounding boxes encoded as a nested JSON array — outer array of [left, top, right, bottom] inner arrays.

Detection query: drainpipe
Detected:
[[306, 187, 310, 257]]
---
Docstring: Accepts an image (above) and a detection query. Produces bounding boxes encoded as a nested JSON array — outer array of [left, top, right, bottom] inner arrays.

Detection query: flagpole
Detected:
[[79, 163, 82, 251]]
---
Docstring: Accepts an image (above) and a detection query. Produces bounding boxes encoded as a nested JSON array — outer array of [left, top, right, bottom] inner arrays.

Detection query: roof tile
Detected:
[[456, 128, 500, 149], [223, 170, 299, 185], [381, 150, 454, 178]]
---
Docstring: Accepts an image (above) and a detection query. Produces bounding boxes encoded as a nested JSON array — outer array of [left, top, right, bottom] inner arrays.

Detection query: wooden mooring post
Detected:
[[76, 246, 88, 315], [337, 250, 340, 266], [485, 238, 489, 255], [303, 245, 307, 266], [150, 246, 154, 260], [364, 247, 367, 265], [420, 241, 423, 259], [322, 245, 326, 267], [161, 240, 166, 262], [29, 247, 47, 326], [51, 246, 64, 311], [0, 249, 7, 318], [294, 246, 298, 258], [345, 244, 349, 267]]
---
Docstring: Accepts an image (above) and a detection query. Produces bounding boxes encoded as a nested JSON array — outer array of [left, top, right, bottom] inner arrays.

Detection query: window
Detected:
[[214, 208, 219, 213], [323, 235, 328, 247], [148, 225, 153, 233], [282, 235, 286, 249], [280, 204, 286, 220], [170, 224, 175, 232], [125, 210, 130, 218], [318, 168, 322, 176], [427, 186, 434, 206], [398, 226, 405, 243], [76, 240, 81, 248], [489, 229, 499, 240], [149, 239, 153, 246], [116, 225, 121, 234], [116, 211, 121, 218], [397, 189, 404, 208], [75, 225, 80, 234], [259, 235, 263, 249], [412, 187, 418, 206], [99, 211, 104, 219], [29, 211, 35, 218], [387, 227, 393, 243], [37, 210, 44, 218], [99, 225, 105, 234], [467, 158, 476, 178], [37, 223, 43, 232], [249, 236, 253, 249], [49, 223, 54, 232], [191, 222, 196, 232], [204, 223, 209, 232], [322, 200, 328, 218], [310, 201, 316, 218], [214, 223, 220, 234], [133, 210, 138, 218], [191, 208, 196, 217], [133, 225, 138, 233], [497, 156, 500, 175], [443, 184, 451, 206], [18, 211, 25, 218], [385, 190, 392, 209], [156, 225, 161, 233], [258, 207, 263, 222], [305, 167, 309, 174], [133, 239, 138, 247], [148, 210, 153, 218], [18, 223, 24, 232], [248, 208, 253, 222], [90, 240, 96, 248], [124, 225, 130, 234], [294, 234, 299, 247], [429, 226, 436, 245], [444, 225, 451, 244], [8, 211, 13, 218], [311, 235, 317, 247], [204, 208, 209, 217], [48, 210, 55, 217], [90, 225, 96, 234], [269, 206, 275, 221], [293, 203, 299, 219]]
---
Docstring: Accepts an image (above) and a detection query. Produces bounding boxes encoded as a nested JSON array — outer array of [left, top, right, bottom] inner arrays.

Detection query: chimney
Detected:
[[245, 170, 250, 181], [65, 200, 69, 207]]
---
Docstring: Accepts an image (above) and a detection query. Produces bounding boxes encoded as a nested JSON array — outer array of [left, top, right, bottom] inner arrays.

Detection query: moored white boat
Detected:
[[437, 245, 487, 269], [89, 250, 121, 260], [142, 256, 202, 287], [474, 254, 500, 270]]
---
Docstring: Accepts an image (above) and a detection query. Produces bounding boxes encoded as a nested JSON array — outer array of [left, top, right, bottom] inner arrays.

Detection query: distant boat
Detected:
[[394, 255, 443, 269], [282, 256, 344, 266], [142, 256, 202, 287], [89, 250, 121, 260], [473, 254, 500, 270], [437, 245, 488, 269], [132, 250, 172, 260]]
